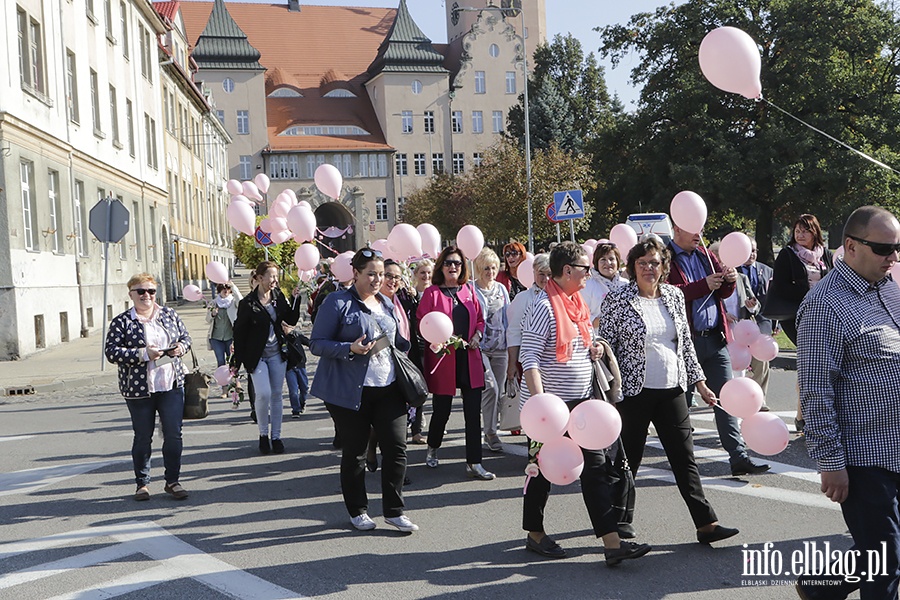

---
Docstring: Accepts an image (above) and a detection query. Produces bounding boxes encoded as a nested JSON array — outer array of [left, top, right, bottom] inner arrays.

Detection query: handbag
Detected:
[[391, 345, 428, 408], [498, 377, 521, 431], [183, 349, 209, 420]]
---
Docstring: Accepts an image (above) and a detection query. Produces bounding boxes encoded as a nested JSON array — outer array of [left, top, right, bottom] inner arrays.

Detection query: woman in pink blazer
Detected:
[[417, 246, 494, 480]]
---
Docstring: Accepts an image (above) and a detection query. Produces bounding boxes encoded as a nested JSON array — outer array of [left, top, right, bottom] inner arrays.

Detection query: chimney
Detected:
[[287, 0, 300, 11]]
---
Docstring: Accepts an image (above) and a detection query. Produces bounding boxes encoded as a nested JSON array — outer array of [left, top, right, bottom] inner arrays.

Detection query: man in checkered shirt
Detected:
[[796, 205, 900, 600]]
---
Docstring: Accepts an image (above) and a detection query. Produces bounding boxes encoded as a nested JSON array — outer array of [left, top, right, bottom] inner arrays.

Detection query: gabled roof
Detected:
[[153, 1, 180, 24], [367, 0, 448, 77], [190, 0, 262, 70]]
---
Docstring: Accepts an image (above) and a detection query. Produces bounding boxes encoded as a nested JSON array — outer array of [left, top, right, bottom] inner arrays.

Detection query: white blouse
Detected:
[[639, 297, 679, 390]]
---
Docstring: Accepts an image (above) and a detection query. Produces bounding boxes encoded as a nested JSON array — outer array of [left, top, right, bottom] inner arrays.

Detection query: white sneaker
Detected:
[[350, 513, 377, 531], [385, 515, 419, 532]]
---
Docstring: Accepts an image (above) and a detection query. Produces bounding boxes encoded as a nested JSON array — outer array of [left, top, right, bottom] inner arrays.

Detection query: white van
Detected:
[[626, 213, 674, 245]]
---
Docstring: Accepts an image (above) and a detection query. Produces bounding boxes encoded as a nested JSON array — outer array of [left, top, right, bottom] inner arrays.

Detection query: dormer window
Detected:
[[280, 125, 370, 136], [323, 89, 356, 98], [268, 88, 302, 98]]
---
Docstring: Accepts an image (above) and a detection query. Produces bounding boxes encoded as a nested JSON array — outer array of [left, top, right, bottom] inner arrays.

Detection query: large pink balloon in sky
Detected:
[[699, 26, 763, 100]]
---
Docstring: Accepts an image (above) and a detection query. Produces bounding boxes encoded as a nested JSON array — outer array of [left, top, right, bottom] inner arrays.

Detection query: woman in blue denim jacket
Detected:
[[105, 273, 192, 502], [310, 249, 417, 533]]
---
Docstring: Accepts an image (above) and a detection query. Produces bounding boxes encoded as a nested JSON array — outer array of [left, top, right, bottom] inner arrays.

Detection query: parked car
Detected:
[[626, 213, 674, 245]]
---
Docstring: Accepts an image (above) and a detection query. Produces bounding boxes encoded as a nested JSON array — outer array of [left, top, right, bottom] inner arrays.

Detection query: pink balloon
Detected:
[[520, 393, 570, 443], [226, 200, 257, 236], [269, 229, 292, 244], [750, 335, 779, 362], [537, 436, 584, 486], [298, 200, 311, 209], [283, 189, 298, 203], [741, 412, 790, 456], [182, 284, 203, 302], [388, 223, 423, 261], [525, 251, 534, 260], [371, 239, 390, 254], [226, 179, 243, 196], [719, 376, 764, 418], [314, 164, 343, 199], [567, 399, 622, 450], [331, 251, 355, 283], [727, 342, 752, 371], [205, 261, 229, 284], [286, 205, 316, 243], [670, 191, 708, 234], [242, 180, 262, 201], [231, 194, 254, 206], [456, 225, 484, 260], [270, 195, 292, 219], [259, 218, 274, 233], [517, 256, 535, 289], [581, 243, 595, 257], [719, 232, 753, 268], [294, 244, 320, 271], [609, 224, 638, 256], [699, 26, 762, 100], [732, 319, 761, 346], [213, 365, 233, 386], [253, 173, 270, 194], [417, 223, 441, 258], [299, 269, 316, 283], [419, 311, 454, 345]]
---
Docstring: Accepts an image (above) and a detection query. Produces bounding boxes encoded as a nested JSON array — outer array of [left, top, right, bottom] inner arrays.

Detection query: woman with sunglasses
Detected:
[[764, 214, 833, 432], [497, 241, 528, 300], [418, 246, 495, 480], [310, 249, 418, 532], [582, 241, 628, 329], [105, 273, 192, 501]]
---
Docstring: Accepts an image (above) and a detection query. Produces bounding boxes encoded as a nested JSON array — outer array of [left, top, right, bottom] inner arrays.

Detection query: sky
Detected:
[[300, 0, 677, 109]]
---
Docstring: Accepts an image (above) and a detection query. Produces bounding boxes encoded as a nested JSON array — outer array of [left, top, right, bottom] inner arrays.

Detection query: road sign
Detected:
[[552, 189, 584, 220], [546, 202, 561, 223], [255, 227, 274, 247], [89, 198, 130, 243]]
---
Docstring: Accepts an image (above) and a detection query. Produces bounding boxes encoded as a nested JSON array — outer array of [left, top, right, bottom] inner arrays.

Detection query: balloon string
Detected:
[[763, 98, 900, 176], [695, 234, 717, 311], [430, 353, 446, 375]]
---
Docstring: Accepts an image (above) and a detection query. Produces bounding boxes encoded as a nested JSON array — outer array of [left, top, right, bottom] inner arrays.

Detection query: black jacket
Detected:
[[231, 288, 300, 373], [764, 245, 834, 320]]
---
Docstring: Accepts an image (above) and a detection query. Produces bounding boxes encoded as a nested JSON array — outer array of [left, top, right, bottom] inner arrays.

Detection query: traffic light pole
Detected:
[[99, 197, 111, 371]]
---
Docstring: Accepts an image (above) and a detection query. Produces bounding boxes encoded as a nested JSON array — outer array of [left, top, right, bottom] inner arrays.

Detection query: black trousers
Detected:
[[522, 398, 620, 538], [327, 382, 408, 518], [618, 386, 717, 528], [427, 385, 484, 465]]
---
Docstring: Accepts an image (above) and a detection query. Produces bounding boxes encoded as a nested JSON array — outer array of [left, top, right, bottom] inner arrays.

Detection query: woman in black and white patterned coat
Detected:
[[599, 236, 740, 545]]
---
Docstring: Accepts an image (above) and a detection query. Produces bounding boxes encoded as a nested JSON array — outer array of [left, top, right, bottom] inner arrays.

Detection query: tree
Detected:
[[232, 216, 300, 273], [597, 0, 900, 263]]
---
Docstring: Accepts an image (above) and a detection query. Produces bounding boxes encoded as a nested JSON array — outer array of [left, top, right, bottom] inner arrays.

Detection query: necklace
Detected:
[[442, 286, 461, 305]]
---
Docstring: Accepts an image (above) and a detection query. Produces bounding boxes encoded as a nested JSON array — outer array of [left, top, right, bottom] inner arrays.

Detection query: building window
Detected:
[[239, 156, 251, 180], [65, 50, 79, 123], [149, 206, 157, 262], [21, 161, 37, 251], [117, 195, 126, 260], [452, 110, 462, 134], [222, 78, 235, 93], [401, 110, 413, 134], [375, 197, 388, 221], [90, 70, 102, 136], [506, 71, 516, 94], [411, 80, 422, 94], [342, 154, 351, 178], [104, 0, 114, 40], [473, 152, 483, 167], [492, 110, 503, 133], [237, 110, 249, 135], [120, 1, 129, 59], [132, 201, 142, 260], [395, 153, 407, 176], [378, 155, 388, 177], [86, 0, 96, 20], [472, 110, 483, 134], [144, 114, 158, 169], [432, 153, 444, 175], [125, 99, 134, 156], [215, 109, 224, 126], [489, 43, 499, 58], [18, 8, 47, 96], [139, 25, 151, 81], [452, 153, 465, 175], [306, 155, 316, 179], [414, 153, 426, 176], [474, 71, 486, 94], [109, 86, 120, 146], [424, 111, 434, 134], [74, 180, 87, 256], [49, 170, 63, 254]]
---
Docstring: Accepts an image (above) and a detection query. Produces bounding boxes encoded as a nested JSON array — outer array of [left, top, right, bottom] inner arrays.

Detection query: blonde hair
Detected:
[[126, 273, 156, 289], [474, 247, 500, 273]]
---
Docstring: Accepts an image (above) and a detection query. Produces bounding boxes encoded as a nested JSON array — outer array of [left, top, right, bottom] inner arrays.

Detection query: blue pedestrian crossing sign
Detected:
[[553, 189, 584, 220]]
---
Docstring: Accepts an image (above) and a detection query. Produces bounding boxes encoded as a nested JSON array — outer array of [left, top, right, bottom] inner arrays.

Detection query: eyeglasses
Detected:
[[384, 273, 402, 281], [568, 263, 591, 274], [443, 260, 463, 268], [847, 235, 900, 256], [131, 288, 157, 296], [636, 260, 662, 271], [504, 251, 521, 257], [359, 248, 383, 259]]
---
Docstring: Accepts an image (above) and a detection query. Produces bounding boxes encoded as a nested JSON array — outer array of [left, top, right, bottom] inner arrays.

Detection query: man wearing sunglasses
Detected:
[[795, 206, 900, 600]]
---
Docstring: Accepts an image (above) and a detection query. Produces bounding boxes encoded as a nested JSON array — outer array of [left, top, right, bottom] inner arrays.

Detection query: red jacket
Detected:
[[416, 284, 486, 396], [666, 243, 734, 341]]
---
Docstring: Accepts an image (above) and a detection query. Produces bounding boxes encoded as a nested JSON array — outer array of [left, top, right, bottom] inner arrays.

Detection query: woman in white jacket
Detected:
[[581, 241, 628, 328], [206, 281, 242, 373]]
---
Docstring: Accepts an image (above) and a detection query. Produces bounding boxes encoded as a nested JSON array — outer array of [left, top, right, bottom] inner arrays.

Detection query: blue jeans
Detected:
[[286, 366, 308, 413], [125, 388, 184, 487], [688, 335, 747, 466], [209, 338, 232, 367], [841, 466, 900, 599], [252, 354, 287, 440]]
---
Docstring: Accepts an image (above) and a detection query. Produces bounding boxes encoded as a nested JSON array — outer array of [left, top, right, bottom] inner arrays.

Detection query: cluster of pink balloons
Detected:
[[727, 319, 779, 371], [520, 393, 621, 486], [719, 376, 787, 455], [225, 174, 272, 237], [371, 223, 443, 263]]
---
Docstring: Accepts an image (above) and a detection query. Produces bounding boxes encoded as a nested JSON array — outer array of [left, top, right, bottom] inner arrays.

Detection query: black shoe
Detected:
[[795, 573, 860, 600], [605, 541, 651, 566], [795, 417, 806, 435], [697, 525, 739, 545], [291, 412, 301, 419], [617, 522, 636, 539], [525, 535, 567, 559], [731, 457, 770, 476], [259, 435, 270, 455], [403, 476, 412, 486], [366, 458, 378, 472], [332, 435, 342, 449], [271, 438, 284, 454]]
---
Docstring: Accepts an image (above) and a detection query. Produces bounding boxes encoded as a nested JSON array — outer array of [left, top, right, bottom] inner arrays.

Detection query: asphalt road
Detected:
[[0, 359, 857, 600]]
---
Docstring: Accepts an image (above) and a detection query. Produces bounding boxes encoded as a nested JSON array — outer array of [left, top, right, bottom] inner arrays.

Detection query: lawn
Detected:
[[774, 329, 796, 351]]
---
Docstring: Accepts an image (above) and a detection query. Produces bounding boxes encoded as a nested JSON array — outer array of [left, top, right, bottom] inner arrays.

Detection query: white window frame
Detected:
[[424, 111, 434, 134], [506, 71, 516, 94], [74, 179, 87, 256], [21, 161, 37, 251], [239, 156, 251, 180], [236, 110, 249, 135], [375, 197, 388, 221], [472, 110, 483, 134], [474, 71, 486, 94], [452, 153, 464, 175], [395, 153, 407, 176], [452, 111, 462, 134], [414, 153, 426, 176], [401, 110, 413, 134], [492, 110, 503, 133]]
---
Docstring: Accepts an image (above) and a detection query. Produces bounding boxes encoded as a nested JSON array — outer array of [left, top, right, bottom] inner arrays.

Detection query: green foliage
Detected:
[[231, 215, 301, 287]]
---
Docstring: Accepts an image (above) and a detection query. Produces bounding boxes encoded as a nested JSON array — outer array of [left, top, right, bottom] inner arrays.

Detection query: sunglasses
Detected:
[[504, 251, 521, 257], [847, 235, 900, 257], [131, 288, 157, 296], [568, 263, 591, 274], [443, 260, 463, 268], [358, 248, 383, 259]]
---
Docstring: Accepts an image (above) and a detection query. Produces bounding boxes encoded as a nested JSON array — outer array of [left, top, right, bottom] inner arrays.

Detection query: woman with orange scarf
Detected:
[[519, 242, 651, 566]]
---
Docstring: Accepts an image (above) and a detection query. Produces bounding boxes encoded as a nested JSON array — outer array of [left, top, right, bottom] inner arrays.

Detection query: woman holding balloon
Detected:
[[519, 241, 650, 565], [600, 236, 740, 545], [496, 241, 528, 300]]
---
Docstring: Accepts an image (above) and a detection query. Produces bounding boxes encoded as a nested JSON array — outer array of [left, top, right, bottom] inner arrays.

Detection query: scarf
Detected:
[[545, 278, 592, 363], [791, 243, 825, 269], [215, 295, 234, 309]]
